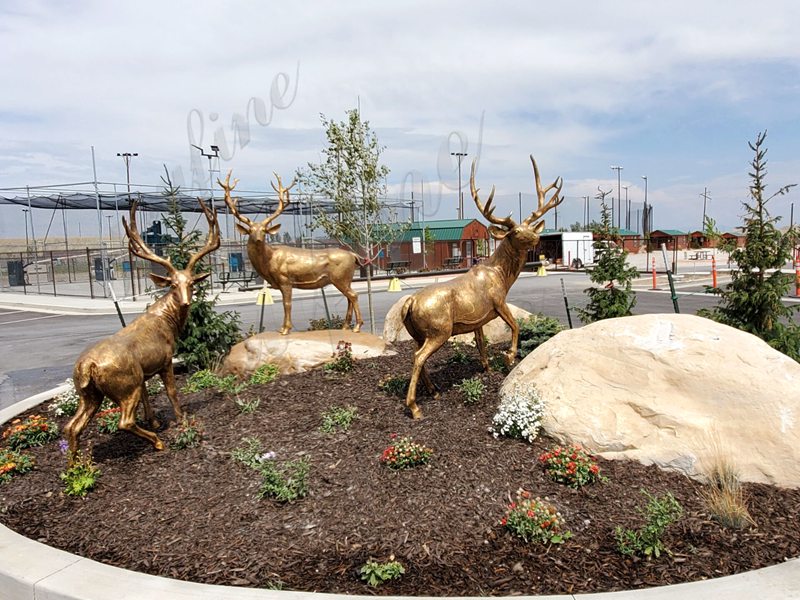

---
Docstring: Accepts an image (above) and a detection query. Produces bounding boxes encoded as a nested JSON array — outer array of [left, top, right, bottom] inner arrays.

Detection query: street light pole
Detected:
[[622, 185, 629, 229], [117, 152, 138, 228], [610, 165, 623, 229], [700, 187, 711, 231], [22, 209, 29, 250], [451, 151, 467, 219]]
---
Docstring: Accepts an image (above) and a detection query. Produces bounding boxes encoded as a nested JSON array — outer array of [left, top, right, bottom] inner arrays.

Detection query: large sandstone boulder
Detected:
[[501, 314, 800, 488], [382, 295, 533, 345], [220, 330, 388, 377]]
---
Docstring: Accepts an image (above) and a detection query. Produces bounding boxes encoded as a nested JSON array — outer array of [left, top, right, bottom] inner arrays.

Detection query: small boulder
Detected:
[[220, 330, 388, 377], [501, 313, 800, 488]]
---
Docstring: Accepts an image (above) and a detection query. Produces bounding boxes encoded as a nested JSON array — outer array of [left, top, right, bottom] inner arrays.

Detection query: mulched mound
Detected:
[[1, 341, 799, 596]]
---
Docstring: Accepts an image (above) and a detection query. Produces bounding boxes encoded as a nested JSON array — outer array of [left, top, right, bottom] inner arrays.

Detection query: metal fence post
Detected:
[[86, 247, 94, 300]]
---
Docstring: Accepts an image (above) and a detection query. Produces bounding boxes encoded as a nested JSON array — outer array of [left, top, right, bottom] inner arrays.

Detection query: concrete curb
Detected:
[[1, 392, 800, 599]]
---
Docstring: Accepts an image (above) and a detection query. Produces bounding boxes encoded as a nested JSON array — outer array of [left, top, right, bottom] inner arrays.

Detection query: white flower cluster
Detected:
[[491, 381, 546, 443], [49, 378, 80, 417]]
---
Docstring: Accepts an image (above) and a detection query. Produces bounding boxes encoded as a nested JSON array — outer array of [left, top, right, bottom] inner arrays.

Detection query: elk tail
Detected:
[[400, 295, 415, 323], [73, 360, 95, 393]]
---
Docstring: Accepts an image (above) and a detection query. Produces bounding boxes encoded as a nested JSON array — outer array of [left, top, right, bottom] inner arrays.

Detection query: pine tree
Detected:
[[576, 187, 639, 323], [159, 167, 241, 371], [699, 132, 799, 361]]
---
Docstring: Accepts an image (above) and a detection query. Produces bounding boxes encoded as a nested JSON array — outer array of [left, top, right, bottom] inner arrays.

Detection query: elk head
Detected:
[[219, 169, 296, 243], [470, 155, 563, 250], [122, 198, 220, 309]]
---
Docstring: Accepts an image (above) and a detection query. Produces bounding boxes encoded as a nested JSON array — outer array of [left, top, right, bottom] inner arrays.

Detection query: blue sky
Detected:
[[2, 0, 800, 241]]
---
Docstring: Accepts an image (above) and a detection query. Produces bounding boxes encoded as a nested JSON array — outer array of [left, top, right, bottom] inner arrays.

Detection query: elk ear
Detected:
[[534, 221, 545, 234], [149, 273, 171, 288], [488, 225, 509, 240], [193, 272, 211, 284], [266, 224, 281, 235], [235, 222, 250, 236]]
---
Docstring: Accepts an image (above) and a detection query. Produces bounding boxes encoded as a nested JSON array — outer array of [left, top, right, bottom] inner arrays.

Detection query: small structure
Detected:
[[722, 231, 746, 248], [529, 230, 594, 267], [649, 229, 688, 251], [617, 228, 642, 253], [387, 219, 489, 271]]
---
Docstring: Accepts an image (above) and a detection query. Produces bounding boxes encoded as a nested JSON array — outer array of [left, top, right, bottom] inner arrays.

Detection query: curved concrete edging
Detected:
[[2, 391, 800, 600]]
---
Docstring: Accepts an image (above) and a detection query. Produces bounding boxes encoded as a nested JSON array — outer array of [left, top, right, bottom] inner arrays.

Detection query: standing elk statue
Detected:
[[219, 170, 363, 335], [64, 199, 220, 462], [401, 155, 563, 418]]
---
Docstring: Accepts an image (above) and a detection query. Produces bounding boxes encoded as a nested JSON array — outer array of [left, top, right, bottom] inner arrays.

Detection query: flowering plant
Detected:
[[60, 450, 100, 497], [324, 340, 355, 373], [171, 415, 204, 449], [0, 448, 34, 483], [2, 414, 59, 450], [380, 434, 432, 469], [539, 443, 606, 488], [96, 407, 122, 434], [501, 489, 571, 544], [49, 379, 80, 417], [491, 382, 545, 443]]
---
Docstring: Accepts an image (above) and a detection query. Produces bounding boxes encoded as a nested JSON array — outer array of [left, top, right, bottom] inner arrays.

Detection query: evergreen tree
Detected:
[[699, 132, 799, 361], [576, 187, 639, 323], [159, 167, 241, 371]]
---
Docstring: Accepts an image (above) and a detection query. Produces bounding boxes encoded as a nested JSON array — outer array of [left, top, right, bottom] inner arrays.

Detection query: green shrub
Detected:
[[378, 375, 409, 396], [517, 314, 564, 357], [61, 451, 100, 497], [455, 377, 485, 404], [615, 490, 683, 559], [447, 340, 471, 364], [538, 443, 606, 488], [360, 559, 405, 587], [171, 415, 204, 449], [96, 407, 121, 434], [320, 406, 358, 433], [258, 457, 310, 503], [501, 489, 571, 544], [182, 370, 221, 393], [309, 314, 345, 330], [323, 341, 355, 374], [248, 363, 279, 385], [235, 396, 261, 414], [231, 437, 266, 469]]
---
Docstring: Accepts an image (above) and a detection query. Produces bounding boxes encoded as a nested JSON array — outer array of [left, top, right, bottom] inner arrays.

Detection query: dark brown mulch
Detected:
[[1, 341, 799, 596]]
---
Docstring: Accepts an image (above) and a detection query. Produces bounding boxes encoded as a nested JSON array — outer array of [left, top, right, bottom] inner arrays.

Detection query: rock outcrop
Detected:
[[500, 313, 800, 488]]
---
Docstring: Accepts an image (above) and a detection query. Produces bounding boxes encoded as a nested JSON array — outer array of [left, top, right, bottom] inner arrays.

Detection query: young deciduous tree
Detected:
[[576, 187, 639, 323], [159, 167, 241, 371], [699, 132, 800, 361], [296, 109, 406, 333]]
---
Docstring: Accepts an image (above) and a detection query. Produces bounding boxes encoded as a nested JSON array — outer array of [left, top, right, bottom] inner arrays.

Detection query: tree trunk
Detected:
[[366, 266, 375, 335]]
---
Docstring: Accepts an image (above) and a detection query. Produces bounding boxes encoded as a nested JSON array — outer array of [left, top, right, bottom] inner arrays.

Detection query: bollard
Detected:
[[651, 257, 657, 290], [712, 255, 717, 289]]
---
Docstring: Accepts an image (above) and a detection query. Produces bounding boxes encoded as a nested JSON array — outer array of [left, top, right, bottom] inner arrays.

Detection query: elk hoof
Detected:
[[154, 439, 165, 451], [352, 324, 362, 333], [278, 328, 291, 335], [410, 407, 424, 419], [504, 352, 517, 366]]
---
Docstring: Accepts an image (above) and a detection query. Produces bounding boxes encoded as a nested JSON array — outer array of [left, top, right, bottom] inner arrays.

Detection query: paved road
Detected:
[[0, 271, 735, 410]]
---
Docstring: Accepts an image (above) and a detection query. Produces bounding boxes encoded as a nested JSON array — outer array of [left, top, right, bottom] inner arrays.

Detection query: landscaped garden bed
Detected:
[[1, 341, 799, 596]]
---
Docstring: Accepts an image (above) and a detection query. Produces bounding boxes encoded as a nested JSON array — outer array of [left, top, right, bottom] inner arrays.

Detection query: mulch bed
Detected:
[[1, 340, 799, 596]]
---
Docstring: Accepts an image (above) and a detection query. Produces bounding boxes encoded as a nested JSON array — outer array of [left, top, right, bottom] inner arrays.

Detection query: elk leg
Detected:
[[494, 303, 520, 365], [63, 386, 103, 465], [278, 286, 293, 335], [474, 326, 490, 371], [406, 338, 444, 419], [420, 364, 439, 398], [334, 282, 363, 333], [118, 389, 165, 451], [159, 365, 183, 423], [139, 382, 160, 430]]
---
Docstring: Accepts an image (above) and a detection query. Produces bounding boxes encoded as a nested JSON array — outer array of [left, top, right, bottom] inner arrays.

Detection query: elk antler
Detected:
[[523, 155, 563, 225], [266, 172, 297, 228], [470, 159, 515, 238], [186, 199, 221, 272], [123, 200, 175, 273], [218, 170, 252, 229]]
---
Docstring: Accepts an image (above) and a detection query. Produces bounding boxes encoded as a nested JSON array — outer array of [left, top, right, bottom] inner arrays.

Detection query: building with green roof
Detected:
[[386, 219, 489, 271]]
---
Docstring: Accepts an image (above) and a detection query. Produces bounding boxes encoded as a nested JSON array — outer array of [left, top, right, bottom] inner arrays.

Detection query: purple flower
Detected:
[[58, 439, 69, 454]]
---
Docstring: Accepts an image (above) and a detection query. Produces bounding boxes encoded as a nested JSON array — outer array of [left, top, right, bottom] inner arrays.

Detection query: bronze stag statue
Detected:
[[64, 199, 220, 462], [220, 170, 363, 334], [401, 156, 563, 418]]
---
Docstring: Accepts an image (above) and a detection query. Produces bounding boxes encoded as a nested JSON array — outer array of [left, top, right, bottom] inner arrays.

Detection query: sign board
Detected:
[[412, 236, 422, 254]]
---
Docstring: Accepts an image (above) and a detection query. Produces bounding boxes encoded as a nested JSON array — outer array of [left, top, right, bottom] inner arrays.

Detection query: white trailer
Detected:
[[535, 231, 594, 268]]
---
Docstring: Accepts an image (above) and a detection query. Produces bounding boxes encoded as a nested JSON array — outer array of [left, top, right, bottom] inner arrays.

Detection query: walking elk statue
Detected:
[[64, 199, 220, 462], [219, 170, 363, 334], [401, 155, 563, 418]]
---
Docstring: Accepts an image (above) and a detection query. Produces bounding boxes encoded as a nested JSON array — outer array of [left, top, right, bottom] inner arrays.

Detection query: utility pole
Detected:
[[451, 151, 467, 219], [622, 185, 630, 229], [610, 165, 623, 229], [700, 187, 711, 231], [117, 152, 139, 230], [582, 195, 590, 229]]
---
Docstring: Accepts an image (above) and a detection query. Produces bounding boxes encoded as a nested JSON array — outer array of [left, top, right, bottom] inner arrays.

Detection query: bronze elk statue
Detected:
[[220, 170, 363, 334], [401, 156, 563, 418], [64, 199, 220, 462]]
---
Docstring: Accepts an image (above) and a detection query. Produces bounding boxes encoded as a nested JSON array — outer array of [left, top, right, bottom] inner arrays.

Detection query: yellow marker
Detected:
[[537, 254, 548, 277], [257, 288, 274, 305], [387, 277, 402, 292]]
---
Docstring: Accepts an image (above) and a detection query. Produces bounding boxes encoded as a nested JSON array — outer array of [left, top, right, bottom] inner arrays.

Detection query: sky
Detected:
[[2, 0, 800, 242]]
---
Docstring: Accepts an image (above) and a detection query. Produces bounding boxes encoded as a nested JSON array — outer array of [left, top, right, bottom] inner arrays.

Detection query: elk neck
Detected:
[[482, 235, 529, 290], [247, 234, 275, 271], [147, 288, 191, 333]]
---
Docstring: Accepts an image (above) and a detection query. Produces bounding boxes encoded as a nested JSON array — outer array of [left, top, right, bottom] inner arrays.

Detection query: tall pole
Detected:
[[22, 209, 29, 250], [583, 195, 589, 229], [700, 187, 711, 231], [92, 146, 109, 297], [117, 152, 138, 229], [421, 178, 427, 270], [622, 185, 629, 229], [518, 192, 522, 223], [610, 165, 623, 229], [451, 151, 467, 219]]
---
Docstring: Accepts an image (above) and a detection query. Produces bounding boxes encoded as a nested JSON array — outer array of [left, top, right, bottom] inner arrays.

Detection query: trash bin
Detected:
[[7, 260, 25, 286], [228, 252, 243, 273], [93, 257, 115, 281]]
